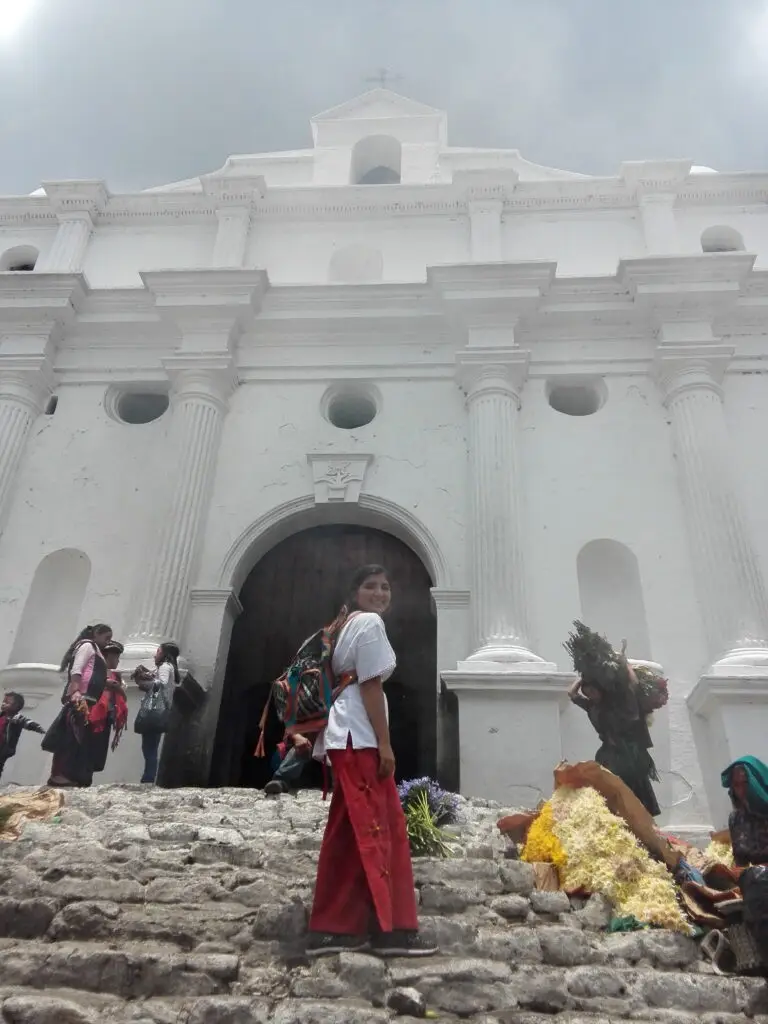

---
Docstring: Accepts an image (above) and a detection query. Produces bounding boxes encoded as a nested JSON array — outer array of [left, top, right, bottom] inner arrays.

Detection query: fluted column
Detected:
[[37, 214, 93, 273], [125, 361, 236, 659], [657, 344, 768, 668], [458, 348, 547, 668], [639, 193, 680, 255], [37, 182, 107, 273], [0, 362, 52, 536]]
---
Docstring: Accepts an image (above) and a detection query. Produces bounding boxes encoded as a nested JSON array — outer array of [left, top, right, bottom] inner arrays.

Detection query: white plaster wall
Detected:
[[0, 383, 170, 668], [502, 212, 645, 275], [677, 207, 768, 265], [248, 216, 469, 284], [521, 369, 709, 825], [194, 376, 468, 592], [0, 226, 57, 264], [82, 225, 217, 288]]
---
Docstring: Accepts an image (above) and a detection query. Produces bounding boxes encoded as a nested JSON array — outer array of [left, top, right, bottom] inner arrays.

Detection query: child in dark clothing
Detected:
[[0, 692, 44, 781]]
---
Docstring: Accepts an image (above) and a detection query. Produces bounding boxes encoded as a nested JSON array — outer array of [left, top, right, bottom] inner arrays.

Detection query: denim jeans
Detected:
[[273, 746, 311, 785], [141, 732, 163, 784]]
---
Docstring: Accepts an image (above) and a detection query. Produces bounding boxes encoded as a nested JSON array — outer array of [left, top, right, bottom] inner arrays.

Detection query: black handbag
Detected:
[[134, 682, 171, 735], [41, 706, 68, 753]]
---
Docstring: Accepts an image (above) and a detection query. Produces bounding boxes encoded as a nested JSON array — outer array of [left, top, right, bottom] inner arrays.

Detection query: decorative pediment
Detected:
[[312, 88, 443, 124], [307, 453, 373, 504]]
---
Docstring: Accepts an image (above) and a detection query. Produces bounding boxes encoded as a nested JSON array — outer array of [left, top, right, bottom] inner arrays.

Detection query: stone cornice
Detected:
[[620, 160, 692, 196], [619, 254, 756, 318], [43, 180, 109, 218], [141, 268, 269, 339], [189, 587, 243, 620], [200, 174, 266, 206], [441, 669, 573, 697], [688, 671, 768, 717], [429, 262, 557, 326], [4, 170, 768, 226], [0, 272, 88, 326]]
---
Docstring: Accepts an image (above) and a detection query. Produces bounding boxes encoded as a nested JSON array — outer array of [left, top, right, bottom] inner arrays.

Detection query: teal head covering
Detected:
[[721, 756, 768, 815]]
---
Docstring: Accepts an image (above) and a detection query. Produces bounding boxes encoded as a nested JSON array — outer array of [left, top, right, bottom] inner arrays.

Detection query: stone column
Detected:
[[639, 193, 680, 255], [124, 359, 236, 661], [468, 200, 503, 262], [36, 181, 107, 273], [0, 359, 53, 536], [201, 175, 262, 269], [657, 343, 768, 668], [212, 208, 251, 268], [457, 348, 548, 668]]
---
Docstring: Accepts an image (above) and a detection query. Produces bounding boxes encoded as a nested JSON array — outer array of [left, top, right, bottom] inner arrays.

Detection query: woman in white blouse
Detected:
[[133, 641, 180, 783], [307, 565, 436, 960]]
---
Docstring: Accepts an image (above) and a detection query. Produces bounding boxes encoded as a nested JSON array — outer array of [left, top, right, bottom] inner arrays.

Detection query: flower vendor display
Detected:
[[397, 777, 459, 858], [522, 784, 690, 933]]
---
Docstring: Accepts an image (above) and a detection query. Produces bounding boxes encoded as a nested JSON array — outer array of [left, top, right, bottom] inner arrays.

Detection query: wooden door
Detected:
[[210, 524, 437, 788]]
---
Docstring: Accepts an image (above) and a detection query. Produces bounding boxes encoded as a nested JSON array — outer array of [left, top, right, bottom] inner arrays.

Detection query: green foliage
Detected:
[[564, 620, 624, 695], [404, 789, 452, 858]]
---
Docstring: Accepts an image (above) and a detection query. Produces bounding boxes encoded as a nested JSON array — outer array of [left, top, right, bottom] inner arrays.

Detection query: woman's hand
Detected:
[[378, 741, 395, 778], [567, 677, 582, 699]]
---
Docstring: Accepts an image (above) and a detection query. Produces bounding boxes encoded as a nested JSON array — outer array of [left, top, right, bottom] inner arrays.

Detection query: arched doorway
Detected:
[[210, 524, 437, 788]]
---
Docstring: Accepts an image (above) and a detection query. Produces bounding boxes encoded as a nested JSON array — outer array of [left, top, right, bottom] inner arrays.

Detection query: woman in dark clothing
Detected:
[[45, 623, 112, 787], [568, 669, 661, 817], [723, 756, 768, 963]]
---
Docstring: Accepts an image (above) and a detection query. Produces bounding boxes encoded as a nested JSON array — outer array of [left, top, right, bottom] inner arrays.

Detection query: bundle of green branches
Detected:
[[404, 789, 452, 858], [564, 620, 626, 696]]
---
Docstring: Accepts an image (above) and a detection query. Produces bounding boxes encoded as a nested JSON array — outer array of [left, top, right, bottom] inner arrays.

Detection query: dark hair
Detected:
[[59, 623, 112, 673], [103, 640, 124, 655], [159, 641, 181, 685], [4, 691, 24, 713], [346, 564, 389, 611]]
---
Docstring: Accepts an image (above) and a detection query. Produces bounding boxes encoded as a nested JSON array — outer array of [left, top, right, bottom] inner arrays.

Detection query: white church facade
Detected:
[[1, 88, 768, 832]]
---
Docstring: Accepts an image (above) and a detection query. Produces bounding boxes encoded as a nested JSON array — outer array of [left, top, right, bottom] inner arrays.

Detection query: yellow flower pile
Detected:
[[703, 838, 734, 868], [521, 801, 568, 877], [522, 785, 689, 933]]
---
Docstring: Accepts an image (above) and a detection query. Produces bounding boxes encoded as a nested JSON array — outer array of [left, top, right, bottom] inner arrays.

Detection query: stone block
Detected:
[[529, 890, 570, 916], [490, 895, 530, 920], [0, 899, 56, 939], [499, 862, 535, 895]]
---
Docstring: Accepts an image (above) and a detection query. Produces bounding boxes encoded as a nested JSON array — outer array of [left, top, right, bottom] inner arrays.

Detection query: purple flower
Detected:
[[397, 776, 459, 826]]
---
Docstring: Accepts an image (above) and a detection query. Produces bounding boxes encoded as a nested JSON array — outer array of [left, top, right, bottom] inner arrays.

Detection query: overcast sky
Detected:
[[1, 0, 767, 195]]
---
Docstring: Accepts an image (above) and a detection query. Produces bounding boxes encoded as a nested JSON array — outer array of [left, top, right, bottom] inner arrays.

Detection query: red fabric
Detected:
[[89, 678, 128, 737], [309, 745, 419, 936], [0, 715, 8, 749]]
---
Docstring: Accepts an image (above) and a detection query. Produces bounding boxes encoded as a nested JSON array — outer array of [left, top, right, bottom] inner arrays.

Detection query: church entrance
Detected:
[[210, 524, 437, 788]]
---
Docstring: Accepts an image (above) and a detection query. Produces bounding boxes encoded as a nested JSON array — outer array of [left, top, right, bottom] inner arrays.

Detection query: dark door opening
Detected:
[[210, 524, 437, 788]]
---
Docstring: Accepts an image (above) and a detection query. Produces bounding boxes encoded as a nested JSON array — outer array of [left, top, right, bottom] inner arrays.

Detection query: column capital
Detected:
[[189, 587, 243, 620], [0, 355, 55, 411], [654, 343, 734, 403], [453, 168, 519, 205], [456, 347, 530, 402], [0, 273, 88, 327], [201, 173, 266, 207], [619, 159, 691, 195], [42, 180, 108, 221], [163, 354, 238, 409]]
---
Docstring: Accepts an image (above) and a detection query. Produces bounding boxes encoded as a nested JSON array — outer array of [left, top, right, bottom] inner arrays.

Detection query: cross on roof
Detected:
[[365, 68, 403, 90]]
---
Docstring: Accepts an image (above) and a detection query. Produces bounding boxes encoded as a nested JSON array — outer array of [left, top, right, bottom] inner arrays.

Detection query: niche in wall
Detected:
[[576, 539, 652, 659], [10, 549, 91, 665]]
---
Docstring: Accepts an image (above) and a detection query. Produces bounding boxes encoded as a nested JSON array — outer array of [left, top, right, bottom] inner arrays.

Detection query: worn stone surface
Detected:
[[0, 784, 760, 1022]]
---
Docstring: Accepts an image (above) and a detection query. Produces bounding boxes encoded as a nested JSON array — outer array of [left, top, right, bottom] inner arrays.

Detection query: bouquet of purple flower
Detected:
[[397, 777, 460, 827]]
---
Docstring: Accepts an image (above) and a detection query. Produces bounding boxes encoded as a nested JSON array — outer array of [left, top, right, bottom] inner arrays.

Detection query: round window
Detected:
[[106, 388, 170, 425], [324, 386, 379, 430], [546, 379, 606, 417]]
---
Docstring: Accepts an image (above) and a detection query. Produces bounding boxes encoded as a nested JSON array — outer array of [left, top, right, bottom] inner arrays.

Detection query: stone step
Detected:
[[1, 953, 768, 1022]]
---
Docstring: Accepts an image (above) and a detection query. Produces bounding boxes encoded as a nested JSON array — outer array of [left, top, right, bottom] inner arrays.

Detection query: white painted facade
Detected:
[[1, 89, 768, 830]]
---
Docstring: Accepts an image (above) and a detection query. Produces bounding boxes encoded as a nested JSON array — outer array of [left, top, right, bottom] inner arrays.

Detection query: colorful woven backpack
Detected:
[[254, 609, 358, 757]]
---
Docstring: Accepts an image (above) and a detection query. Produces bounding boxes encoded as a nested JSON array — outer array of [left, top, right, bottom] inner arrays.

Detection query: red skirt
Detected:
[[309, 744, 419, 936]]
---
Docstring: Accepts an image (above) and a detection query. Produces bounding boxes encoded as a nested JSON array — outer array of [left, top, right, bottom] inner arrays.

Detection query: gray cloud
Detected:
[[1, 0, 767, 194]]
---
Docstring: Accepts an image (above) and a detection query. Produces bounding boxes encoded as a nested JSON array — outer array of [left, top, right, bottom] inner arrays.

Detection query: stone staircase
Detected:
[[0, 785, 766, 1024]]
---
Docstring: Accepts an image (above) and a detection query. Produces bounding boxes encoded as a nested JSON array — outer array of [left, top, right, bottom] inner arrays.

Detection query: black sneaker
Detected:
[[371, 930, 438, 958], [305, 933, 369, 958], [264, 779, 289, 796]]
